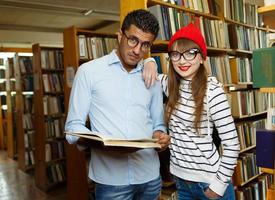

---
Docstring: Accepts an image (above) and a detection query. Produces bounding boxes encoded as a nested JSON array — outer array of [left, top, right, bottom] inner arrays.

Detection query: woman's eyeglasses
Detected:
[[168, 48, 200, 62]]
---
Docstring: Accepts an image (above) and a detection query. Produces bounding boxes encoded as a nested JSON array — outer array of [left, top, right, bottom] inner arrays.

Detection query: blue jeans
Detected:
[[95, 176, 161, 200], [174, 176, 235, 200]]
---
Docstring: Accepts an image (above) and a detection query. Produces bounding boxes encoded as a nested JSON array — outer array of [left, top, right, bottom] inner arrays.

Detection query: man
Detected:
[[65, 9, 170, 200]]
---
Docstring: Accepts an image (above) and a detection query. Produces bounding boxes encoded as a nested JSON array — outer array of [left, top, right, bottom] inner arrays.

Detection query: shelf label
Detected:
[[66, 66, 75, 88]]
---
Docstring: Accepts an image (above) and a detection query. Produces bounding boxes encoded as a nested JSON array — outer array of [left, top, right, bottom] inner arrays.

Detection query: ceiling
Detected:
[[0, 0, 121, 48]]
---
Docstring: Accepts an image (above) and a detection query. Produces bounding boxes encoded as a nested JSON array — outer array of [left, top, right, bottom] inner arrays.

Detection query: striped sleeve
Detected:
[[158, 74, 168, 97], [208, 84, 240, 195]]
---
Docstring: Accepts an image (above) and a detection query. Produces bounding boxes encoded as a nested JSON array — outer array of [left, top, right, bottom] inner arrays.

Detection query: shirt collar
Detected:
[[107, 50, 143, 73], [108, 50, 121, 65]]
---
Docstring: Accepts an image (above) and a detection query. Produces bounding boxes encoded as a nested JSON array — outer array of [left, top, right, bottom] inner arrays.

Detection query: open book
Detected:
[[66, 131, 161, 149]]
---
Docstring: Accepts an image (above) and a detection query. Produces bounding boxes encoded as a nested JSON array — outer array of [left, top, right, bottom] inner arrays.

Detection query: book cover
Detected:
[[253, 47, 275, 88], [66, 131, 161, 149], [256, 129, 275, 169]]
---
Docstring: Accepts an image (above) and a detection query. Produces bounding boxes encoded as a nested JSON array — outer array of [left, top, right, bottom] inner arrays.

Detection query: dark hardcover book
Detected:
[[228, 24, 238, 49], [152, 56, 163, 74], [256, 129, 275, 169], [253, 47, 275, 88], [148, 5, 166, 40], [162, 6, 172, 39]]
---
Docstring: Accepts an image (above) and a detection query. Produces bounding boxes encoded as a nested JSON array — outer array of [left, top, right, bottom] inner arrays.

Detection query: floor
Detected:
[[0, 150, 67, 200]]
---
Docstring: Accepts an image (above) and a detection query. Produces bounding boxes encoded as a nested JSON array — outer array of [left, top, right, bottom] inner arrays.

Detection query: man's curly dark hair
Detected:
[[121, 9, 159, 39]]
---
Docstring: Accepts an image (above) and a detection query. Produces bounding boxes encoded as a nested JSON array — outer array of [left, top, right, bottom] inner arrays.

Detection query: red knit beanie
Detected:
[[168, 23, 207, 59]]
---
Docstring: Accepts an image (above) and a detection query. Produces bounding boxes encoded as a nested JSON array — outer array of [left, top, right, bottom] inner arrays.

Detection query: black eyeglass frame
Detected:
[[168, 48, 201, 62], [122, 31, 152, 52]]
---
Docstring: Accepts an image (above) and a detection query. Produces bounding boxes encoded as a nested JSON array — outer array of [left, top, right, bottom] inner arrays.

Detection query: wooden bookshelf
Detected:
[[32, 44, 66, 191], [14, 53, 36, 171], [63, 26, 117, 200], [6, 57, 16, 159], [120, 0, 272, 199], [258, 4, 275, 29]]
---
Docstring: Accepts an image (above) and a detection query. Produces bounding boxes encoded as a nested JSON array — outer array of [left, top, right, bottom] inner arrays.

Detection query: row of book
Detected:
[[47, 162, 66, 184], [152, 53, 169, 74], [19, 56, 33, 74], [235, 174, 273, 200], [0, 69, 5, 78], [206, 56, 253, 85], [162, 0, 262, 26], [202, 18, 230, 49], [224, 0, 262, 26], [45, 141, 65, 162], [22, 113, 33, 130], [205, 56, 231, 85], [40, 50, 63, 70], [78, 36, 118, 60], [237, 119, 265, 152], [228, 91, 275, 118], [233, 151, 259, 186], [149, 5, 200, 40], [230, 57, 252, 84], [45, 117, 65, 139], [43, 95, 64, 115], [0, 82, 6, 91], [165, 0, 216, 15], [25, 150, 35, 166], [228, 24, 268, 50], [22, 75, 34, 91], [24, 130, 35, 149], [23, 95, 34, 113], [42, 73, 64, 93], [149, 5, 268, 50]]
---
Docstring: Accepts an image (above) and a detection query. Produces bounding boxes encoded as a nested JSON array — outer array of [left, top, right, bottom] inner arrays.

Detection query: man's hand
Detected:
[[143, 60, 158, 88], [153, 131, 171, 152]]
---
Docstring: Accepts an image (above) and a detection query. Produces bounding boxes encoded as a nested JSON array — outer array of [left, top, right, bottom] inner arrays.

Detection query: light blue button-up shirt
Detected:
[[65, 50, 166, 185]]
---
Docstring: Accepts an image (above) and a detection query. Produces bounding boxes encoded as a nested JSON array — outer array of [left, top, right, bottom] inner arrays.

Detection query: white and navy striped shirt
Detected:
[[159, 74, 240, 196]]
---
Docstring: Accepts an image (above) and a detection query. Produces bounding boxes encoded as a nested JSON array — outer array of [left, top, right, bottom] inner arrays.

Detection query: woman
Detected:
[[144, 23, 240, 199]]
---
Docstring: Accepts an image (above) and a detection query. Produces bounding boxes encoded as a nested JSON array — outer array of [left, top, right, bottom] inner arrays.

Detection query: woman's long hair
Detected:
[[165, 39, 208, 133]]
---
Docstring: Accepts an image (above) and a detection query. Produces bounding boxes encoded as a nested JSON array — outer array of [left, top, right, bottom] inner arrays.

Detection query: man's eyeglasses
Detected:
[[168, 49, 200, 62], [123, 32, 152, 52]]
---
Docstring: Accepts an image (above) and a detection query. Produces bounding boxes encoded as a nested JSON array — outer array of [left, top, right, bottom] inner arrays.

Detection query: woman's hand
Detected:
[[143, 60, 158, 88], [204, 187, 221, 199]]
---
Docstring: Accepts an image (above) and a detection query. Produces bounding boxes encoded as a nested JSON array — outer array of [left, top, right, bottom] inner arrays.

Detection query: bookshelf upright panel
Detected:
[[32, 44, 66, 191], [6, 57, 17, 159], [14, 53, 36, 171], [0, 61, 6, 150]]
